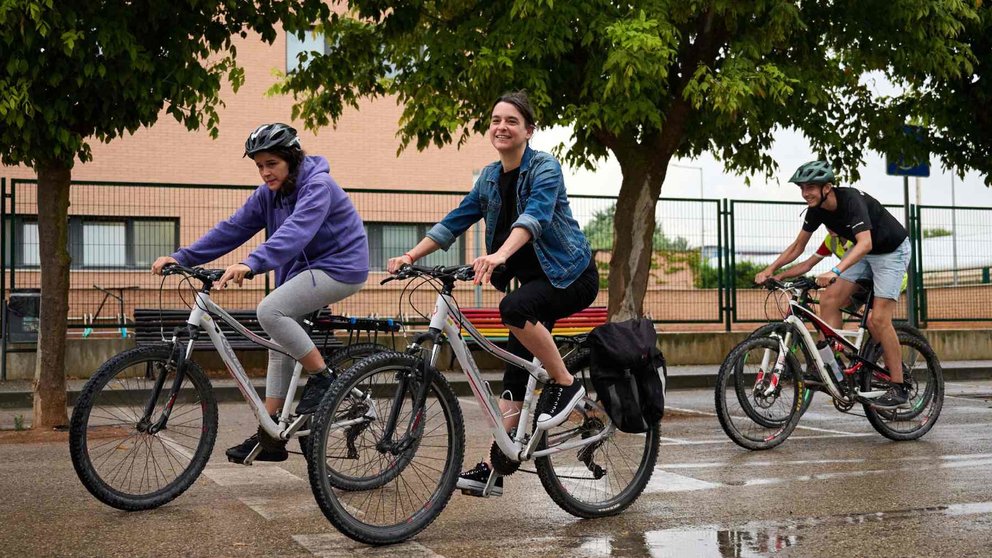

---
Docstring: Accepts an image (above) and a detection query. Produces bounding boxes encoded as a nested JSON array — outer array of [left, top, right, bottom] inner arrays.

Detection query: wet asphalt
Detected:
[[1, 379, 991, 557]]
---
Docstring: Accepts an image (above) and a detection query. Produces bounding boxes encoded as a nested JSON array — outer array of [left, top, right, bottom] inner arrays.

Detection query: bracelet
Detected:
[[830, 266, 842, 275], [403, 252, 416, 262]]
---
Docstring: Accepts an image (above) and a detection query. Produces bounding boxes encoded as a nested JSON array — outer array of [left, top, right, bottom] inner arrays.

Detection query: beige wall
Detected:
[[2, 31, 492, 191]]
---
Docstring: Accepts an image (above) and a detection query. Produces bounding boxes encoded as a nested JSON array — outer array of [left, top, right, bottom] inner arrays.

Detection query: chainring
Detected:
[[490, 440, 521, 476]]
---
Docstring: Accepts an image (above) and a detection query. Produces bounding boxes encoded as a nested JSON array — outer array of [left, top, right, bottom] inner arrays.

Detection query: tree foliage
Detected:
[[275, 0, 981, 319], [0, 0, 327, 428], [584, 203, 688, 251]]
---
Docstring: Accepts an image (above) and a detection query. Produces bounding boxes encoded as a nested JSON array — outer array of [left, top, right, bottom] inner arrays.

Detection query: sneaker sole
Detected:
[[537, 388, 586, 430], [456, 478, 503, 496]]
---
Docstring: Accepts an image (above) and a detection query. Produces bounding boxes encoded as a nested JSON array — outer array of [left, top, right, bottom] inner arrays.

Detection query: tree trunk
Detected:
[[32, 162, 72, 429], [607, 159, 667, 321]]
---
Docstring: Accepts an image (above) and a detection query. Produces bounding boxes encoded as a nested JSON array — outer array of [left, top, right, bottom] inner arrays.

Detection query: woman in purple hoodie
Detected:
[[152, 123, 369, 464]]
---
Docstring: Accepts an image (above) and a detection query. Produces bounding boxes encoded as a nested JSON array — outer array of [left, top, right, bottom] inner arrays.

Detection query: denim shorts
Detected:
[[842, 238, 911, 300]]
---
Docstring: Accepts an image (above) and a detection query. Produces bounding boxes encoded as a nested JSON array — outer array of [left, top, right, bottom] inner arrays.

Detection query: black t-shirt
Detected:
[[802, 188, 907, 254], [490, 166, 546, 290]]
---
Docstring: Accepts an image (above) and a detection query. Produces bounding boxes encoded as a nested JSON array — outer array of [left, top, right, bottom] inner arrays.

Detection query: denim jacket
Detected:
[[426, 146, 592, 289]]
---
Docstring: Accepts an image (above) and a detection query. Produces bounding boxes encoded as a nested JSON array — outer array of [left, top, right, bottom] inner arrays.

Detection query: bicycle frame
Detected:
[[766, 288, 888, 403], [422, 292, 612, 464], [169, 290, 310, 443]]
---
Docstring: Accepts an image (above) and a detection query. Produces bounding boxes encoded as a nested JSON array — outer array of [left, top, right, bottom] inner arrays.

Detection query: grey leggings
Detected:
[[258, 270, 364, 399]]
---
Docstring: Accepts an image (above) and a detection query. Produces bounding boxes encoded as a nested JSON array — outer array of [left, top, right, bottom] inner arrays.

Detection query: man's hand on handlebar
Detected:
[[754, 269, 773, 285], [815, 270, 839, 288], [218, 263, 254, 289]]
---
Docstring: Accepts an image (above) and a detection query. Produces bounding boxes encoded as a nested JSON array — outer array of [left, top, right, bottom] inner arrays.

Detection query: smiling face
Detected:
[[798, 182, 831, 207], [253, 152, 290, 191], [489, 101, 533, 156]]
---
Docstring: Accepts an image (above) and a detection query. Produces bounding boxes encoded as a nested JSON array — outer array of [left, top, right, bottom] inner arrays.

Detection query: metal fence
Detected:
[[2, 178, 991, 340]]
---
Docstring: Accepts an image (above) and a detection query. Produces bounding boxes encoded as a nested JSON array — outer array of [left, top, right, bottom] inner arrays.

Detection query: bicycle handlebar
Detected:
[[161, 263, 255, 284], [763, 276, 821, 293], [380, 263, 504, 285]]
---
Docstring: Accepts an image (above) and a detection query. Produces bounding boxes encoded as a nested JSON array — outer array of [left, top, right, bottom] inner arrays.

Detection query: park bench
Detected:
[[458, 306, 608, 345]]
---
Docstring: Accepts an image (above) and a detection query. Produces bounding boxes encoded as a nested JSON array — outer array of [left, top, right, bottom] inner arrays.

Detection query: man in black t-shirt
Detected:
[[754, 161, 912, 409]]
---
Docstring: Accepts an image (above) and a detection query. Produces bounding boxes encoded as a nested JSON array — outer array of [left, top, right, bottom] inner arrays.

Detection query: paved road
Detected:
[[2, 380, 991, 557]]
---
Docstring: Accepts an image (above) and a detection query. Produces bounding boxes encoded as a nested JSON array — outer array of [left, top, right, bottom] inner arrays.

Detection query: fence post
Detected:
[[1, 177, 6, 381]]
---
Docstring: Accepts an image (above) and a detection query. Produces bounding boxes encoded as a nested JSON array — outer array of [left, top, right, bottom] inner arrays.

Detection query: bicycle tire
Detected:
[[69, 344, 218, 511], [715, 336, 804, 450], [306, 352, 464, 545], [861, 332, 944, 441], [299, 342, 393, 456], [534, 349, 660, 518], [741, 323, 815, 424]]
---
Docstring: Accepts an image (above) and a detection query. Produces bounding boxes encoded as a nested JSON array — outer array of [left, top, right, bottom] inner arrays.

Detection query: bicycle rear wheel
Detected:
[[69, 345, 217, 510], [715, 336, 804, 450], [299, 342, 393, 456], [534, 349, 660, 518], [861, 332, 944, 440], [307, 352, 464, 545]]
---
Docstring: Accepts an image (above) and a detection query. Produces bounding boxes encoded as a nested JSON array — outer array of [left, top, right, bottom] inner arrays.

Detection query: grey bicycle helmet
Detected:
[[243, 123, 302, 157], [788, 160, 835, 185]]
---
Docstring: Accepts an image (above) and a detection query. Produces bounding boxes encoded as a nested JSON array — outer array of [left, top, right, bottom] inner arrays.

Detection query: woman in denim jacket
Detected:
[[386, 91, 598, 497]]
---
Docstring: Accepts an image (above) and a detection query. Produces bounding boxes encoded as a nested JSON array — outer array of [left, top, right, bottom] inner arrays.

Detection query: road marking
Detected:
[[792, 423, 860, 435], [238, 495, 319, 520], [202, 463, 304, 486], [667, 406, 716, 416], [292, 533, 444, 557], [644, 470, 722, 493], [158, 434, 195, 461]]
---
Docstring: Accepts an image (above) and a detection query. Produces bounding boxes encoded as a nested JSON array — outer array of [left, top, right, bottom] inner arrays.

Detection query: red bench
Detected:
[[459, 306, 607, 342]]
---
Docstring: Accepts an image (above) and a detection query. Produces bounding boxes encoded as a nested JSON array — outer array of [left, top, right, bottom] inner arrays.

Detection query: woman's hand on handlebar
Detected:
[[218, 263, 253, 289], [151, 256, 178, 275], [471, 253, 507, 286], [387, 254, 414, 274]]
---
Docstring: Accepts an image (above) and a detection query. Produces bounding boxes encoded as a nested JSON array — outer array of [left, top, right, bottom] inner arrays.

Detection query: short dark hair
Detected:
[[492, 91, 536, 129]]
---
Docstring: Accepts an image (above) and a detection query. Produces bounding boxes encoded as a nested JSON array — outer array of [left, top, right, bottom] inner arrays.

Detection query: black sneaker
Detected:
[[872, 384, 910, 410], [225, 432, 288, 464], [295, 370, 336, 415], [536, 381, 586, 430], [456, 461, 503, 497]]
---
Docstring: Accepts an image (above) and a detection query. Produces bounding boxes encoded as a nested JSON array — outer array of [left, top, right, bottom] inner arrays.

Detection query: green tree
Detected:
[[0, 1, 326, 429], [275, 0, 980, 320], [583, 203, 688, 251]]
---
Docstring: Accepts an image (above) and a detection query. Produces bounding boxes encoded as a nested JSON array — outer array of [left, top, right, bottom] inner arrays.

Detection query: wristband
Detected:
[[830, 266, 842, 275], [403, 252, 416, 262]]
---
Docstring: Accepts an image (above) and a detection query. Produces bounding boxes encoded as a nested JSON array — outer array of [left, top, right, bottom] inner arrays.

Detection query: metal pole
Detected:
[[904, 176, 917, 326], [951, 173, 959, 286]]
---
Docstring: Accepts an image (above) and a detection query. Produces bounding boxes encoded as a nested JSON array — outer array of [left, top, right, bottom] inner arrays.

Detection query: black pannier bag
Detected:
[[585, 318, 667, 433]]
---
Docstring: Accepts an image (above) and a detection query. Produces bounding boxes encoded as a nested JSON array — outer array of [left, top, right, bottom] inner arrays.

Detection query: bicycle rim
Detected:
[[862, 333, 944, 440], [534, 349, 659, 518], [715, 337, 803, 450], [307, 353, 464, 545], [69, 345, 217, 510]]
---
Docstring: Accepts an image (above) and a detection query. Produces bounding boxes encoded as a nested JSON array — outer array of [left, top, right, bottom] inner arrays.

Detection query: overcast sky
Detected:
[[531, 125, 992, 208]]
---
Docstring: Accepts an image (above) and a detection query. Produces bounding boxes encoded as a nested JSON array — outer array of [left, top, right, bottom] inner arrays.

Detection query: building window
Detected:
[[4, 215, 178, 269], [365, 223, 464, 271], [286, 27, 325, 72]]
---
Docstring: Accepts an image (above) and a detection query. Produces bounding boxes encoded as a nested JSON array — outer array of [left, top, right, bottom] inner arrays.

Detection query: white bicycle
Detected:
[[306, 264, 662, 545], [69, 263, 390, 510]]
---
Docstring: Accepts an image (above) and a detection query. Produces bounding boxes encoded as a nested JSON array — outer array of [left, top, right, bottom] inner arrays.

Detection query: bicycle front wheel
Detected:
[[715, 336, 804, 450], [306, 352, 464, 545], [861, 332, 944, 440], [69, 345, 218, 510], [534, 349, 660, 518]]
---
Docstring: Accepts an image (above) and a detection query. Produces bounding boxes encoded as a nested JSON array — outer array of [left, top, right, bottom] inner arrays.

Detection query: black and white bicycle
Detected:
[[306, 264, 661, 545]]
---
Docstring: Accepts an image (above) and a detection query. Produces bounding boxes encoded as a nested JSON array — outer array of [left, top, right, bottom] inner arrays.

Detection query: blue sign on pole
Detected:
[[886, 158, 930, 177], [886, 124, 930, 177]]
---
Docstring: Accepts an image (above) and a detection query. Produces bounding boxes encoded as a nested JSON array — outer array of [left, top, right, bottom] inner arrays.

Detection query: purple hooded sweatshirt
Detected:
[[172, 155, 369, 287]]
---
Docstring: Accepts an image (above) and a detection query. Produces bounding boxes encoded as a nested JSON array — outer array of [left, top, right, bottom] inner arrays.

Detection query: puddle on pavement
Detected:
[[579, 501, 992, 557]]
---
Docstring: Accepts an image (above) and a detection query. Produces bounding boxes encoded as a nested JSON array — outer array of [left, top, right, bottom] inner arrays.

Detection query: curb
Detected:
[[2, 364, 989, 410]]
